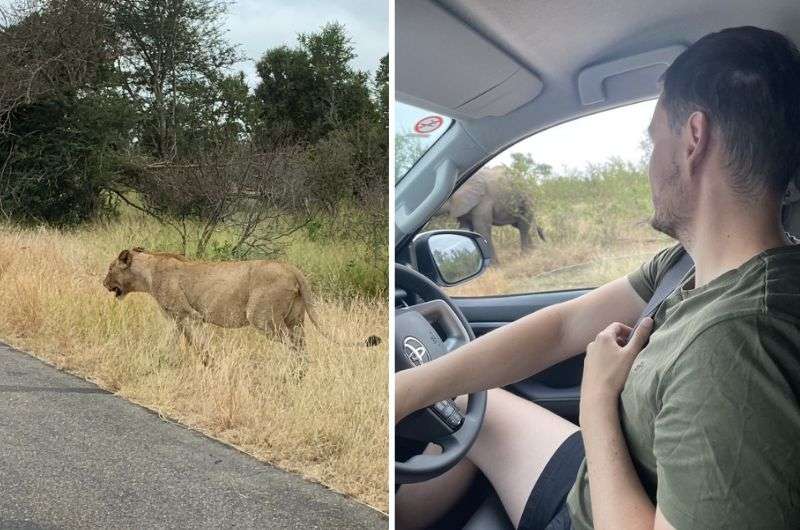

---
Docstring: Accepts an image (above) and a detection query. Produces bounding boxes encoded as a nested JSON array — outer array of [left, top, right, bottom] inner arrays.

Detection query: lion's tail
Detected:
[[289, 265, 381, 348]]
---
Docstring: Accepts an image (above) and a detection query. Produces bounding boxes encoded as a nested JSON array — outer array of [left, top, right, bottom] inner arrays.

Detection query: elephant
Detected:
[[437, 166, 545, 263]]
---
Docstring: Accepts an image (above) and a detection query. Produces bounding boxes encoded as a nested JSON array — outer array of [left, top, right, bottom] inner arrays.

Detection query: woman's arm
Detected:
[[396, 276, 646, 421]]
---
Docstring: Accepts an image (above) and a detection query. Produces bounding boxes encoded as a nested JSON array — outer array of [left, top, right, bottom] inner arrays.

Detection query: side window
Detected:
[[421, 100, 674, 296]]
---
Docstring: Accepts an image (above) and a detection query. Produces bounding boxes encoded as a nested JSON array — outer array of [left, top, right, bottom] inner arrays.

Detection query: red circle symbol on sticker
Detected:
[[414, 115, 444, 134]]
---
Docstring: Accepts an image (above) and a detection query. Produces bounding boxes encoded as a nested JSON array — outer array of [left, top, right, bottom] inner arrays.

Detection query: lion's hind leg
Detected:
[[246, 285, 306, 348], [247, 296, 307, 379]]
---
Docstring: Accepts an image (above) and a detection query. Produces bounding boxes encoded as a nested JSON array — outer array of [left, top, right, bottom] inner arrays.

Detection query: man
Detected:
[[395, 26, 800, 530]]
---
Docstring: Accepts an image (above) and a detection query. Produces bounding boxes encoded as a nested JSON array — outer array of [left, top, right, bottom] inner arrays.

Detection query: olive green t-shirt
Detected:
[[567, 243, 800, 529]]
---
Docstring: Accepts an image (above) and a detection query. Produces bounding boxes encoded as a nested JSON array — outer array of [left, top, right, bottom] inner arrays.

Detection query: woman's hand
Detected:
[[580, 318, 653, 409]]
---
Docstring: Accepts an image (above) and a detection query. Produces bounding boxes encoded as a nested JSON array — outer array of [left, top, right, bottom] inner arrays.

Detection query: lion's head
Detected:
[[102, 247, 146, 300]]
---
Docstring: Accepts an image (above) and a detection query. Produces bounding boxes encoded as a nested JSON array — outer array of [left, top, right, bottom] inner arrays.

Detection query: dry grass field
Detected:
[[444, 225, 671, 297], [0, 214, 389, 512], [427, 160, 674, 297]]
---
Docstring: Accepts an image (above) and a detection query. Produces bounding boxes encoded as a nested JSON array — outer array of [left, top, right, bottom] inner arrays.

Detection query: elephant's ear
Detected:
[[449, 171, 488, 218]]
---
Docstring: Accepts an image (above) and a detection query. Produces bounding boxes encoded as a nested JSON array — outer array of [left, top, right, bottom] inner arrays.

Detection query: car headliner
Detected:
[[394, 0, 800, 244]]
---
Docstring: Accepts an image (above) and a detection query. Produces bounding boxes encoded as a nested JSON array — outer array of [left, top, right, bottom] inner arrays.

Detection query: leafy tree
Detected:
[[0, 0, 134, 224], [176, 71, 257, 158], [254, 45, 317, 141], [109, 0, 241, 160], [0, 0, 112, 130], [506, 152, 552, 183], [395, 133, 427, 178], [375, 54, 388, 131], [254, 22, 375, 142], [0, 0, 248, 224], [298, 22, 374, 127], [0, 92, 136, 224]]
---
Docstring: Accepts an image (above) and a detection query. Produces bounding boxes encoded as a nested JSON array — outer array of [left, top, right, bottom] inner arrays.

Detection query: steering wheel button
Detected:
[[447, 413, 463, 427]]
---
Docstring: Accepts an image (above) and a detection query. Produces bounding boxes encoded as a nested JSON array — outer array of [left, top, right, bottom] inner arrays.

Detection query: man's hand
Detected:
[[581, 318, 653, 409]]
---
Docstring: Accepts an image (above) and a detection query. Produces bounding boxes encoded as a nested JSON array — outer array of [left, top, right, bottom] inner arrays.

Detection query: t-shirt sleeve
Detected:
[[653, 316, 800, 529], [626, 242, 684, 303]]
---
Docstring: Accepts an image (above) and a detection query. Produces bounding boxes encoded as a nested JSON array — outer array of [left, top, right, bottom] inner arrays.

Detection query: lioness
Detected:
[[102, 247, 380, 349]]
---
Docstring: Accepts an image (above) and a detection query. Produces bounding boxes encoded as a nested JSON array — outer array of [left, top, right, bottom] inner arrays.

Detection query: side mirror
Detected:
[[412, 230, 492, 287]]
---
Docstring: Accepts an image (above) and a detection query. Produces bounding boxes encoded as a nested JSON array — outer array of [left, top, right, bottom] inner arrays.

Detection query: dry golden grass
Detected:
[[434, 219, 673, 298], [0, 223, 388, 512], [446, 235, 671, 297]]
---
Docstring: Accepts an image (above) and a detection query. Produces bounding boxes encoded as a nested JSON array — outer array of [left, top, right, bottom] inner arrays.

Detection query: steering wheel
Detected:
[[395, 263, 487, 484]]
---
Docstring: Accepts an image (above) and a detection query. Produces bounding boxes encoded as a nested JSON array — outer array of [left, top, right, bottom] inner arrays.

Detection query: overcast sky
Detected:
[[223, 0, 389, 88], [397, 100, 658, 173], [490, 99, 657, 171]]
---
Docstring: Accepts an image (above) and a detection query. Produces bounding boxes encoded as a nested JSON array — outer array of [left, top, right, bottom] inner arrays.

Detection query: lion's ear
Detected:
[[118, 249, 132, 268], [132, 246, 145, 253]]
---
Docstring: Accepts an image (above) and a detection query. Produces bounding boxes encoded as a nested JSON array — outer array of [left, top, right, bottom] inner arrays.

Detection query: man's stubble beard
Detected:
[[649, 158, 692, 241]]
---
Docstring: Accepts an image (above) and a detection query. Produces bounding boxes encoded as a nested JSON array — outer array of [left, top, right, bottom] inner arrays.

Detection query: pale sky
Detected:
[[397, 99, 658, 173], [223, 0, 389, 88]]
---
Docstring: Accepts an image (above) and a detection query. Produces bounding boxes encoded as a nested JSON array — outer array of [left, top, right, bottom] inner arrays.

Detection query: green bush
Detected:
[[0, 94, 135, 225]]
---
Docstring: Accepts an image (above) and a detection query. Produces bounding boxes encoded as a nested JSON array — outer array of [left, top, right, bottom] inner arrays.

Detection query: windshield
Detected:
[[395, 102, 453, 182]]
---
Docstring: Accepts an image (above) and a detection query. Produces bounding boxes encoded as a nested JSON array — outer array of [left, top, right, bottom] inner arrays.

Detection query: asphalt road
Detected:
[[0, 342, 387, 530]]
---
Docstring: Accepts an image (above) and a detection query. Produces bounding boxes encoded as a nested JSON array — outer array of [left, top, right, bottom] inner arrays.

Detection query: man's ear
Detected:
[[685, 110, 711, 176], [118, 249, 132, 268]]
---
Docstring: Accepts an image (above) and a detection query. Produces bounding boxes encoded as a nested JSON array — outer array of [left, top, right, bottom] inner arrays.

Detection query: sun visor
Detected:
[[578, 45, 687, 107], [396, 0, 542, 119]]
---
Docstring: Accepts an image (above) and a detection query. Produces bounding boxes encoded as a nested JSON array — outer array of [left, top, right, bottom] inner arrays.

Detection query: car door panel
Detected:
[[453, 290, 590, 423]]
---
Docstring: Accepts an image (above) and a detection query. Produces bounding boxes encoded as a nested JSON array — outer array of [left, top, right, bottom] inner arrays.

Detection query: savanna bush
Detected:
[[0, 94, 135, 225]]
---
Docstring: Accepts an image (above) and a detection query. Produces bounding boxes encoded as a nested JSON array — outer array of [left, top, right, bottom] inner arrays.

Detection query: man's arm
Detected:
[[581, 398, 656, 529], [580, 321, 657, 530], [396, 276, 646, 421], [580, 395, 676, 530], [579, 320, 678, 530]]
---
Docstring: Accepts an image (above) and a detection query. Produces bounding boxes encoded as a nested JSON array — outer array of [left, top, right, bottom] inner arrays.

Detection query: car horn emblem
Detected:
[[403, 336, 428, 365]]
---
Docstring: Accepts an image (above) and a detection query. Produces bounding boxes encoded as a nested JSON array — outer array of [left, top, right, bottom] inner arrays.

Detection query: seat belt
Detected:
[[632, 249, 694, 333]]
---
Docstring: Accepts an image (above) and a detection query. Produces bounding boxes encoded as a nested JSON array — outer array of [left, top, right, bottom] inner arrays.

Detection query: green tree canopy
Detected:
[[375, 54, 388, 131], [110, 0, 242, 160], [254, 22, 376, 142], [506, 152, 553, 183]]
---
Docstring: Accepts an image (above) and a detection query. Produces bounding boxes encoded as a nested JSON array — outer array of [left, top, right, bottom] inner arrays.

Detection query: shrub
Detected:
[[0, 94, 134, 225]]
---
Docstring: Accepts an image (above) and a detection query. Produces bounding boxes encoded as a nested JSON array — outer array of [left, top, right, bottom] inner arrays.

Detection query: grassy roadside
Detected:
[[0, 212, 389, 511]]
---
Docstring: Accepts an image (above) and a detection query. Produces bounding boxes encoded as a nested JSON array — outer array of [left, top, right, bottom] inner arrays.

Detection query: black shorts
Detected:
[[518, 431, 585, 530]]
